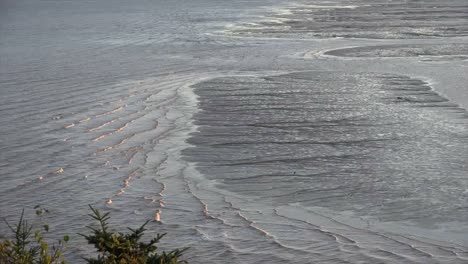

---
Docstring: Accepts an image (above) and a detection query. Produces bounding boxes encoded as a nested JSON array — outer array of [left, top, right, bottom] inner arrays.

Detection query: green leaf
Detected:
[[43, 224, 49, 232], [63, 235, 70, 242], [41, 242, 48, 251]]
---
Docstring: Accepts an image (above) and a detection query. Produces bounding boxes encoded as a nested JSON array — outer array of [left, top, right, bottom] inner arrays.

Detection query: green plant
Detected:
[[0, 209, 68, 264], [1, 205, 187, 264], [82, 205, 187, 264]]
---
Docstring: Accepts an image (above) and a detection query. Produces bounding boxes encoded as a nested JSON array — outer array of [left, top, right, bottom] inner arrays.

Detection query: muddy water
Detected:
[[1, 0, 467, 263]]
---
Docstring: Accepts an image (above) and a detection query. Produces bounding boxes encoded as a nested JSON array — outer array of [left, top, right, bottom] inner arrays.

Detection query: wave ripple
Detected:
[[183, 71, 468, 263]]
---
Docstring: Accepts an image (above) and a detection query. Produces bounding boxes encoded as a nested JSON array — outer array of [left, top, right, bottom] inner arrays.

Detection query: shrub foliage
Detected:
[[1, 206, 188, 264], [0, 209, 68, 264], [82, 205, 187, 264]]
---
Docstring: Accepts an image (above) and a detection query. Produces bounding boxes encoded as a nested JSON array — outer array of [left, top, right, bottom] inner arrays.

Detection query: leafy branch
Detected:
[[81, 205, 187, 264]]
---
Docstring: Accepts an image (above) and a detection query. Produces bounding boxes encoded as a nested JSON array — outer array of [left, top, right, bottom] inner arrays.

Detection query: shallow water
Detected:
[[1, 0, 468, 263]]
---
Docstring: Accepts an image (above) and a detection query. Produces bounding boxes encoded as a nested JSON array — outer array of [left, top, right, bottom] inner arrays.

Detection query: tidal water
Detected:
[[1, 0, 468, 263]]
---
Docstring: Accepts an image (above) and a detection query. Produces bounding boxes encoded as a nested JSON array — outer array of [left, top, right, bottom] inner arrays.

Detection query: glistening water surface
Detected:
[[1, 0, 467, 263]]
